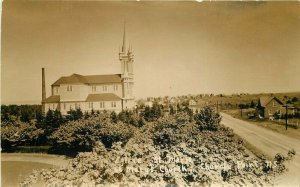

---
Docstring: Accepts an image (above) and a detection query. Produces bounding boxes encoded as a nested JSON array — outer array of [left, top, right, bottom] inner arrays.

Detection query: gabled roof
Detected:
[[52, 74, 122, 86], [259, 96, 283, 107], [86, 93, 121, 102], [44, 95, 60, 103]]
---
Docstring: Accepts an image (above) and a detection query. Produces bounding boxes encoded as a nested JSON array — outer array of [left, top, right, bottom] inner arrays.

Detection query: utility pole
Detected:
[[285, 104, 288, 130], [240, 108, 243, 118]]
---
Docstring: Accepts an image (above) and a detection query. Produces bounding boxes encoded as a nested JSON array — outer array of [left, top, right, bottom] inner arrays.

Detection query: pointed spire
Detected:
[[122, 22, 126, 52], [128, 43, 132, 53]]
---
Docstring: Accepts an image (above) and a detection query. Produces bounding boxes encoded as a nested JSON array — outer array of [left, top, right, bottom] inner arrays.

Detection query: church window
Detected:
[[89, 102, 93, 109], [67, 85, 72, 92], [92, 86, 96, 92], [100, 102, 105, 108], [114, 85, 118, 91], [63, 103, 66, 110], [111, 101, 116, 108], [103, 85, 107, 92]]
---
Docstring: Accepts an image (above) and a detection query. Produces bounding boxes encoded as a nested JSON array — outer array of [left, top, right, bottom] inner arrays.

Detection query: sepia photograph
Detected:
[[1, 1, 300, 186]]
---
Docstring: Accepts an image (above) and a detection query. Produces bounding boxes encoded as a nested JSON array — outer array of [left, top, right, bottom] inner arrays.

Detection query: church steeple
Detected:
[[118, 22, 134, 110], [119, 22, 133, 79], [122, 22, 126, 53]]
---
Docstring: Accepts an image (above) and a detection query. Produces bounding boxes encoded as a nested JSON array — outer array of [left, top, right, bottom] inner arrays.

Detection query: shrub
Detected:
[[1, 121, 44, 151], [66, 108, 83, 121], [194, 106, 221, 131], [50, 113, 135, 155]]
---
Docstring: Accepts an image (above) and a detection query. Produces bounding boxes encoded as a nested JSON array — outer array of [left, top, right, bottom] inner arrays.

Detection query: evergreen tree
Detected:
[[84, 111, 90, 119], [35, 110, 44, 129], [66, 108, 83, 121], [110, 111, 118, 123], [45, 110, 54, 127], [20, 108, 31, 123], [53, 110, 63, 129]]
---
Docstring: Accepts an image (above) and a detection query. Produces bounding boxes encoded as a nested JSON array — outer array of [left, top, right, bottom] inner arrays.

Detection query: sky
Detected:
[[1, 1, 300, 104]]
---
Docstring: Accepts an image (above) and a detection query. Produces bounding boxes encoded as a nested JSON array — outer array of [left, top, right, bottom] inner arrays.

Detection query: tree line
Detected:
[[1, 103, 195, 154]]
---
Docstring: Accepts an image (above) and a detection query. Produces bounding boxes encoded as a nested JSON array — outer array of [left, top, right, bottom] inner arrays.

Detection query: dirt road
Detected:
[[221, 113, 300, 187], [1, 153, 70, 187]]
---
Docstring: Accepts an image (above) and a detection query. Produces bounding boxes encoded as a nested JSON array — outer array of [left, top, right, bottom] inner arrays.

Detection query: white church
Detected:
[[42, 26, 135, 115]]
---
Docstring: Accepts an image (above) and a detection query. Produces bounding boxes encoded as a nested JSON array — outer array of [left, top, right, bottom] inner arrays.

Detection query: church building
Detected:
[[42, 26, 135, 115]]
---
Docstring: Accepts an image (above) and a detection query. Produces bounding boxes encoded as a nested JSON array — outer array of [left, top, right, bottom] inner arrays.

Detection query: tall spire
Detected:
[[122, 22, 126, 52]]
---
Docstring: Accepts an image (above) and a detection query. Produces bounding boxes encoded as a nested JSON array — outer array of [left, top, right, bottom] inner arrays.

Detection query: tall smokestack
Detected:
[[42, 68, 46, 114]]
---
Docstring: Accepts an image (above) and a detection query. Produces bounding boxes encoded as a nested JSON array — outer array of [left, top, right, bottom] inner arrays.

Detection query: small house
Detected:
[[257, 96, 283, 118]]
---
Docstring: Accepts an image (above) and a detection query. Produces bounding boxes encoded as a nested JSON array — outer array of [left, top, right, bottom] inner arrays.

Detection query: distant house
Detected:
[[189, 99, 207, 113], [189, 99, 196, 106], [257, 96, 283, 118]]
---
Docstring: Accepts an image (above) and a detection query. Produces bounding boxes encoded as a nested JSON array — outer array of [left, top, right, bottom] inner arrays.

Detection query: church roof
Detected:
[[52, 74, 122, 86], [44, 95, 60, 103], [86, 93, 122, 102], [44, 94, 121, 103]]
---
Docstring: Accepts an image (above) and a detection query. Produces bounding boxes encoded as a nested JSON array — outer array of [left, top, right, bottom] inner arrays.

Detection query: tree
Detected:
[[84, 111, 90, 119], [250, 101, 256, 108], [53, 110, 64, 128], [35, 110, 44, 129], [45, 110, 54, 128], [1, 121, 44, 151], [1, 105, 10, 122], [141, 104, 163, 122], [194, 106, 221, 131], [20, 108, 31, 123], [291, 97, 298, 103], [110, 111, 118, 123], [50, 114, 135, 154], [183, 106, 193, 121], [66, 108, 83, 121], [43, 110, 64, 139]]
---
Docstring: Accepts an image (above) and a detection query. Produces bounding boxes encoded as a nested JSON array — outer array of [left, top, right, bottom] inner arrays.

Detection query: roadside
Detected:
[[222, 109, 300, 140], [1, 153, 70, 187], [221, 112, 300, 187], [1, 153, 70, 167]]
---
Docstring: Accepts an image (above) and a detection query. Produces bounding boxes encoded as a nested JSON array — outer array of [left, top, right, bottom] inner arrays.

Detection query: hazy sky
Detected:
[[1, 1, 300, 104]]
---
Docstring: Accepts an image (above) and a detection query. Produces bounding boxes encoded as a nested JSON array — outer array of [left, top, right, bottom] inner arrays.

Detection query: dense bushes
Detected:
[[50, 112, 136, 155], [140, 104, 163, 122], [149, 112, 198, 148], [194, 106, 221, 131], [21, 106, 291, 186], [1, 120, 44, 151]]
